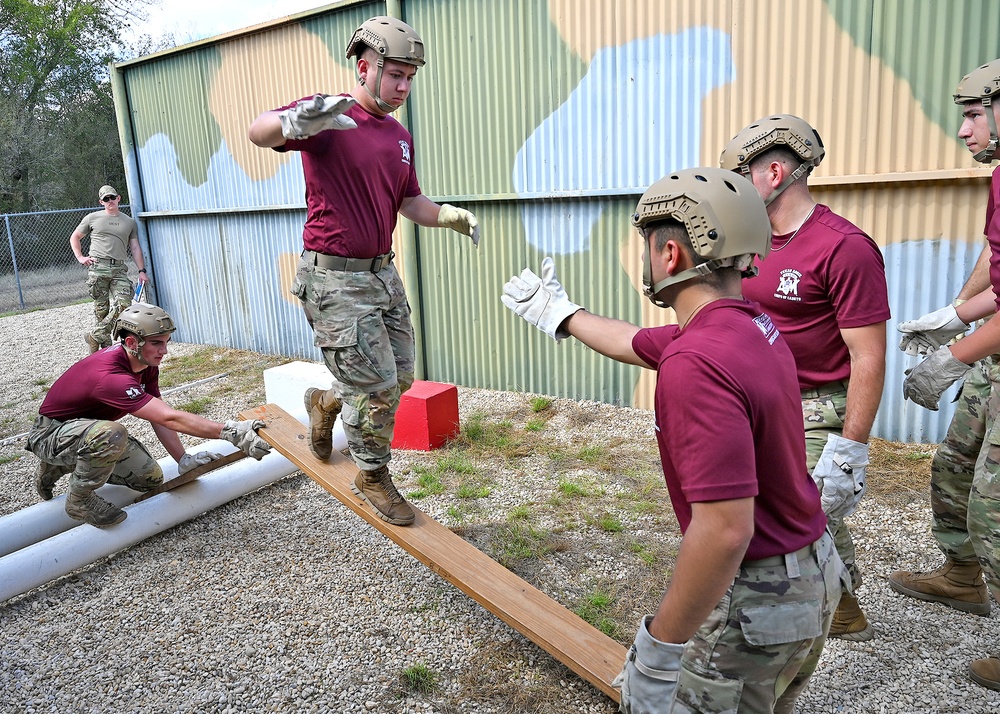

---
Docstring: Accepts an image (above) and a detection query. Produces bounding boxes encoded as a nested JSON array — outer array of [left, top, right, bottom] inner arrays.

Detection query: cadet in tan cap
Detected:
[[70, 185, 150, 352]]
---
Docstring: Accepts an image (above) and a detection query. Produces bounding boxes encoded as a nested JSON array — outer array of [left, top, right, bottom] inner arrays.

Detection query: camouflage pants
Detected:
[[941, 357, 1000, 599], [25, 416, 163, 494], [671, 532, 844, 714], [802, 384, 862, 591], [86, 263, 132, 344], [291, 258, 414, 470]]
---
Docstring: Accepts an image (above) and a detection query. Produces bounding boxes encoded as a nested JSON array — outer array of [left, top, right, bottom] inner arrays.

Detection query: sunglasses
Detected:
[[101, 195, 118, 202]]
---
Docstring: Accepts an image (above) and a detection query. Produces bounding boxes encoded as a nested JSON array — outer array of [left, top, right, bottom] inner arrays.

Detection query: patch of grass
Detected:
[[456, 481, 491, 499], [577, 444, 606, 464], [0, 454, 22, 466], [593, 513, 624, 533], [575, 590, 621, 638], [157, 346, 289, 391], [400, 663, 438, 694], [628, 540, 658, 566], [482, 522, 568, 569], [32, 378, 49, 386], [407, 466, 445, 499], [175, 396, 213, 414], [525, 418, 546, 432], [530, 396, 553, 413], [508, 504, 532, 521], [454, 412, 531, 458], [557, 480, 589, 498], [437, 452, 477, 475], [445, 505, 465, 522]]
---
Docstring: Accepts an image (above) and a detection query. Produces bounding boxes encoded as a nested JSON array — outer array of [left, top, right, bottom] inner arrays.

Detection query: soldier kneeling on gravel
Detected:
[[25, 303, 271, 528]]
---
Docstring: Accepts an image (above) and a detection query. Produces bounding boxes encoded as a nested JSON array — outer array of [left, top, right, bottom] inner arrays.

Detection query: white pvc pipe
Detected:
[[0, 412, 345, 601]]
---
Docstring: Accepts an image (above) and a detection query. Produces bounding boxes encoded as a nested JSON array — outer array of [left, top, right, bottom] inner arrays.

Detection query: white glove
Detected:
[[221, 420, 271, 460], [897, 304, 968, 356], [612, 616, 683, 714], [501, 257, 583, 341], [177, 450, 223, 476], [811, 434, 868, 520], [903, 346, 972, 411], [438, 204, 480, 248], [279, 94, 357, 140]]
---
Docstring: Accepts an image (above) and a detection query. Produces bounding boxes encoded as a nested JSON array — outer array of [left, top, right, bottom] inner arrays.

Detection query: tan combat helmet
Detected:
[[719, 114, 825, 206], [632, 167, 771, 307], [116, 303, 176, 363], [954, 58, 1000, 163], [346, 15, 425, 114]]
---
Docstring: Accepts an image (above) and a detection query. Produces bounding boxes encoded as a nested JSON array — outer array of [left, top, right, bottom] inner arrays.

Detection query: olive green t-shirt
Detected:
[[76, 210, 137, 261]]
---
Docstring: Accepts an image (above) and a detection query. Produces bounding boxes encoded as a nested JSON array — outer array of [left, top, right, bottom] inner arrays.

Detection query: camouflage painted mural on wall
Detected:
[[119, 0, 999, 420]]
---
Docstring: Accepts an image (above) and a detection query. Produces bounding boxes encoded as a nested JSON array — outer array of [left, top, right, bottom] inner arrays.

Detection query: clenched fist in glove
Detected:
[[501, 257, 583, 341], [279, 94, 358, 140], [897, 303, 969, 356], [221, 420, 271, 460], [177, 450, 223, 476], [612, 615, 683, 714], [811, 434, 868, 520], [438, 204, 480, 248], [903, 345, 972, 411]]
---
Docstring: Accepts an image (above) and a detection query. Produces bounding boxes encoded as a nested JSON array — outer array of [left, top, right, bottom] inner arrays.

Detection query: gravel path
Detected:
[[1, 303, 999, 713]]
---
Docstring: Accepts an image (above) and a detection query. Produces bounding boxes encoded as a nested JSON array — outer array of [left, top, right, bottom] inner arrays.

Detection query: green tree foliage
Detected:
[[0, 0, 154, 212]]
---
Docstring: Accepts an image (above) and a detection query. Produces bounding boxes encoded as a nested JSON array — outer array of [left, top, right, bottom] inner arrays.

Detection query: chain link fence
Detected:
[[0, 206, 138, 314]]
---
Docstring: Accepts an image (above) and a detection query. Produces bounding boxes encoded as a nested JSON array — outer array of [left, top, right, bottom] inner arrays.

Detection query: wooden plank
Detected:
[[133, 451, 247, 502], [242, 403, 626, 702]]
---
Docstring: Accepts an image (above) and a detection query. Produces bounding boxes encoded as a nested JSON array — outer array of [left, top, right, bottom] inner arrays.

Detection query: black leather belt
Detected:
[[302, 250, 394, 272]]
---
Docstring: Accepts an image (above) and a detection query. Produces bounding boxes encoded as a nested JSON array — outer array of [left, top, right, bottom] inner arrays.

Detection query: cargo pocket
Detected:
[[289, 274, 307, 301], [317, 317, 387, 389], [739, 600, 822, 647], [673, 665, 743, 713]]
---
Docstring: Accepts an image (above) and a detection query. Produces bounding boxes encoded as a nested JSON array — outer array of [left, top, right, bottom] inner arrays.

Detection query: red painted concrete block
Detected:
[[391, 380, 460, 451]]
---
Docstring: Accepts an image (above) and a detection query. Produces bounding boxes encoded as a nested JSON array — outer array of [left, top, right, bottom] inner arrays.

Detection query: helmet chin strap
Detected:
[[124, 336, 151, 366], [763, 159, 813, 206], [974, 98, 999, 163], [359, 59, 396, 114]]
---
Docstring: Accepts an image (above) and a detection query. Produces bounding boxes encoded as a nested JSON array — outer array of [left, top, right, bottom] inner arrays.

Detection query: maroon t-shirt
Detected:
[[39, 345, 160, 421], [276, 95, 421, 258], [632, 300, 827, 561], [985, 166, 1000, 310], [742, 204, 890, 389]]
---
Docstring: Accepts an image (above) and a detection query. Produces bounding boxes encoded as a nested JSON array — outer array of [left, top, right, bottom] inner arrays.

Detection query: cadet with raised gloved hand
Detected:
[[248, 16, 479, 527], [719, 114, 890, 642], [25, 303, 271, 528], [504, 168, 844, 714], [893, 57, 1000, 693]]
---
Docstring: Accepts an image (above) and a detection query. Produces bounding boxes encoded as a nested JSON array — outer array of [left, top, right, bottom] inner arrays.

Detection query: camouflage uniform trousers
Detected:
[[948, 355, 1000, 599], [86, 261, 133, 345], [25, 416, 163, 495], [291, 259, 414, 471], [929, 358, 989, 565], [670, 531, 845, 714], [802, 384, 863, 591]]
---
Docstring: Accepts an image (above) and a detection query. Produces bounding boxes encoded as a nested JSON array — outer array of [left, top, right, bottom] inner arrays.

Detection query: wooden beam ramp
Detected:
[[242, 403, 626, 703]]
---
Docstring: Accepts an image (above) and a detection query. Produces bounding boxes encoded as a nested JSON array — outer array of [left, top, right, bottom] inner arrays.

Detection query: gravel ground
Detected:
[[1, 302, 1000, 714]]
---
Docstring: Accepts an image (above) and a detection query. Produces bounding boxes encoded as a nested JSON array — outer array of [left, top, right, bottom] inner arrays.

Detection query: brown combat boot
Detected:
[[888, 559, 991, 615], [970, 657, 1000, 690], [351, 465, 414, 526], [303, 387, 342, 460], [34, 460, 66, 501], [65, 491, 127, 528], [84, 332, 101, 354], [828, 592, 874, 641]]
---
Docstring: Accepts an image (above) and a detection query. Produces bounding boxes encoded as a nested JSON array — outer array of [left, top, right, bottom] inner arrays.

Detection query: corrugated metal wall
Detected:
[[113, 0, 1000, 442]]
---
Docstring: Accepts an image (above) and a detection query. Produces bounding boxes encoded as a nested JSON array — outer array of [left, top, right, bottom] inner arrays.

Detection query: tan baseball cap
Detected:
[[98, 185, 118, 201]]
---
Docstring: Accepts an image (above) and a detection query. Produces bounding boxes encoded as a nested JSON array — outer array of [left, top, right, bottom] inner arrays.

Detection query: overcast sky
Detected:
[[130, 0, 326, 45]]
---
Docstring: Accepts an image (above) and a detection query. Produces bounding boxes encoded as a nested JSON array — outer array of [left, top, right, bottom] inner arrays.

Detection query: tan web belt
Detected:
[[301, 250, 394, 272]]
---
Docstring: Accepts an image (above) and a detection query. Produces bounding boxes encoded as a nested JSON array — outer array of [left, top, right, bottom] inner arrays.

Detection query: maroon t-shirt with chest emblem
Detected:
[[275, 95, 422, 259], [741, 204, 890, 390], [39, 345, 160, 421]]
